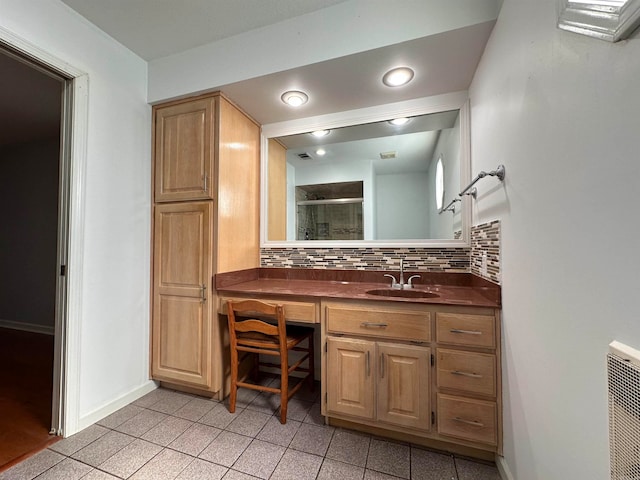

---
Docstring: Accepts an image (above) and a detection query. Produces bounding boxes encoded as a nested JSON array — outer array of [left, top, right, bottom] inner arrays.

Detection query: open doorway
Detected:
[[0, 46, 69, 470]]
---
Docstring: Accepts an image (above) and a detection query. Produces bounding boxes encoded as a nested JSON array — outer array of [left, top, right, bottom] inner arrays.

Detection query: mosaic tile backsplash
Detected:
[[470, 220, 501, 284], [261, 247, 471, 272], [261, 220, 501, 283]]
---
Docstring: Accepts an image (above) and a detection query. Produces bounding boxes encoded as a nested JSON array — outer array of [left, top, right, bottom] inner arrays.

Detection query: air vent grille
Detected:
[[297, 152, 311, 159], [608, 341, 640, 480], [379, 151, 397, 159]]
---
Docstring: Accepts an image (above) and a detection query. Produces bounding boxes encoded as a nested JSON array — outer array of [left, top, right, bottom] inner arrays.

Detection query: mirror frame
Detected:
[[260, 91, 472, 248]]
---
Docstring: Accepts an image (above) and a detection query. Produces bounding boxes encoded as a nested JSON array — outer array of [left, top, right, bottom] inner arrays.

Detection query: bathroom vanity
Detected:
[[215, 268, 501, 460]]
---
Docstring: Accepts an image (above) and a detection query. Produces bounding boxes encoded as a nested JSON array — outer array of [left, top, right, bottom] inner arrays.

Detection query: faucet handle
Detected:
[[406, 274, 421, 289], [383, 273, 400, 289]]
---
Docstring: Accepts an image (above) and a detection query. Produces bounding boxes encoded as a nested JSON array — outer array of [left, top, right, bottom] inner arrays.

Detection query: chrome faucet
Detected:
[[384, 259, 421, 289]]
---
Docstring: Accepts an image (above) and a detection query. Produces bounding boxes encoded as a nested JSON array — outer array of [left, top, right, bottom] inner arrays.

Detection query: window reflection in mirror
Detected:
[[266, 108, 464, 243]]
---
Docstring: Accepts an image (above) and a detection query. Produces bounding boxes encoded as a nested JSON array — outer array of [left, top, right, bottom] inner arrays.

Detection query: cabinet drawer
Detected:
[[437, 349, 496, 397], [436, 313, 495, 348], [437, 394, 497, 446], [326, 304, 430, 342], [220, 297, 319, 324]]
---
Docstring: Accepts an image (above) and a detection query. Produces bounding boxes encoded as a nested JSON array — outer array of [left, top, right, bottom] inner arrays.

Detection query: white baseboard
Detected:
[[0, 319, 54, 335], [496, 455, 515, 480], [76, 380, 159, 434]]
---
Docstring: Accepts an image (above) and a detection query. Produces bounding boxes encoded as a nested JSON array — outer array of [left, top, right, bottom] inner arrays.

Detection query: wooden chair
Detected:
[[227, 299, 315, 424]]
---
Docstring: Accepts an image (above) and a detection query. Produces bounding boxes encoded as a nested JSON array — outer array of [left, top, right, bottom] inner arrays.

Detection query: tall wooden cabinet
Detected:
[[152, 201, 213, 388], [150, 92, 260, 396]]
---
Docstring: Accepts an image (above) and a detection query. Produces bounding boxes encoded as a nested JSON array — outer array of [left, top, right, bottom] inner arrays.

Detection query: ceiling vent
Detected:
[[297, 152, 312, 160], [379, 151, 397, 160]]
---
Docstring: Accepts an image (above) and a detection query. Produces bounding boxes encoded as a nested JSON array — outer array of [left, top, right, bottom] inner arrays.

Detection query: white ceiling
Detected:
[[59, 0, 352, 61]]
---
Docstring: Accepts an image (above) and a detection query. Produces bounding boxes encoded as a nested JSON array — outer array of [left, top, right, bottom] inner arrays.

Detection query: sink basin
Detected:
[[366, 289, 440, 299]]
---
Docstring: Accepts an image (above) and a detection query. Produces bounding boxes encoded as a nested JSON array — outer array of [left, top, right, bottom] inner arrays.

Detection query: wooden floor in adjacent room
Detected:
[[0, 327, 58, 472]]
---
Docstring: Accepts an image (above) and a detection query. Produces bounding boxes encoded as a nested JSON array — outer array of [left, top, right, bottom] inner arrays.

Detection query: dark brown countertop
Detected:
[[215, 268, 500, 308]]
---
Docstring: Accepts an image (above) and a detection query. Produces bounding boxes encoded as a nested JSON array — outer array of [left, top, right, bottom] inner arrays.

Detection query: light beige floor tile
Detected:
[[198, 431, 251, 467], [410, 447, 456, 480], [173, 398, 216, 422], [71, 430, 135, 467], [455, 457, 501, 480], [325, 429, 370, 467], [270, 449, 322, 480], [0, 449, 65, 480], [255, 416, 301, 447], [366, 438, 410, 479], [141, 416, 193, 446], [129, 448, 193, 480], [98, 438, 162, 479], [317, 458, 365, 480], [49, 425, 109, 456], [114, 409, 168, 437], [175, 458, 228, 480], [289, 423, 334, 456], [226, 409, 271, 437], [97, 405, 146, 429], [34, 458, 92, 480], [169, 423, 221, 457], [232, 439, 285, 479]]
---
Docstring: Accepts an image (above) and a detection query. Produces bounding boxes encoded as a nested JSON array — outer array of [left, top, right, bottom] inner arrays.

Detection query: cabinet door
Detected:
[[377, 343, 430, 431], [152, 202, 213, 388], [326, 337, 375, 420], [154, 97, 215, 202]]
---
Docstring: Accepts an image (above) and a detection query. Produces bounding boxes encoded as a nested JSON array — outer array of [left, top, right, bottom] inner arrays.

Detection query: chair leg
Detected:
[[279, 352, 289, 424], [229, 347, 238, 414]]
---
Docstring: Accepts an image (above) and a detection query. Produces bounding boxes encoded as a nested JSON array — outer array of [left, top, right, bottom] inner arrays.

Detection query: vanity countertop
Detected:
[[215, 268, 500, 308]]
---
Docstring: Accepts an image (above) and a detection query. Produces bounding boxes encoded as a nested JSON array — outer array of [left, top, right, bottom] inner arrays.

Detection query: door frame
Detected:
[[0, 25, 89, 437]]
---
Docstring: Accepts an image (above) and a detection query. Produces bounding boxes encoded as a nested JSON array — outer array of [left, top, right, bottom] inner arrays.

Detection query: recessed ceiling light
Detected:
[[389, 117, 410, 126], [382, 67, 415, 87], [311, 129, 330, 137], [316, 148, 326, 156], [281, 90, 308, 107]]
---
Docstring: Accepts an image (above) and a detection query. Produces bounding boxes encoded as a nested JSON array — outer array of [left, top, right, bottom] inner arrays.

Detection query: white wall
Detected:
[[0, 0, 152, 433], [375, 173, 430, 239], [469, 1, 640, 478]]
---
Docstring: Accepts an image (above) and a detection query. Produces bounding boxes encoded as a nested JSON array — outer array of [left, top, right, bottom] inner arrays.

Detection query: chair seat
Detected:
[[237, 326, 314, 350]]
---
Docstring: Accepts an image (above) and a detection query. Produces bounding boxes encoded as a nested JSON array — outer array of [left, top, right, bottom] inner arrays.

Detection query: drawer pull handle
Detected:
[[450, 329, 482, 335], [451, 370, 482, 378], [361, 322, 388, 328], [453, 417, 485, 427]]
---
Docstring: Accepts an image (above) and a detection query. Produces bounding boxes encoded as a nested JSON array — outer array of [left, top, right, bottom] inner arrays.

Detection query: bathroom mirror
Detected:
[[261, 93, 471, 247]]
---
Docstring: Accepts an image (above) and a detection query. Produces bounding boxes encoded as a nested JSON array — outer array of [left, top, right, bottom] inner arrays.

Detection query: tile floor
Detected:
[[0, 380, 501, 480]]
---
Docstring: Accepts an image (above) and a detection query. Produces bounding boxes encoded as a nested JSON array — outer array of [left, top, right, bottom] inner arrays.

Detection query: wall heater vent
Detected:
[[608, 341, 640, 480]]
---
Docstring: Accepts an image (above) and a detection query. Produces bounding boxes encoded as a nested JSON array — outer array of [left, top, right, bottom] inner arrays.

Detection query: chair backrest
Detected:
[[227, 299, 287, 352]]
